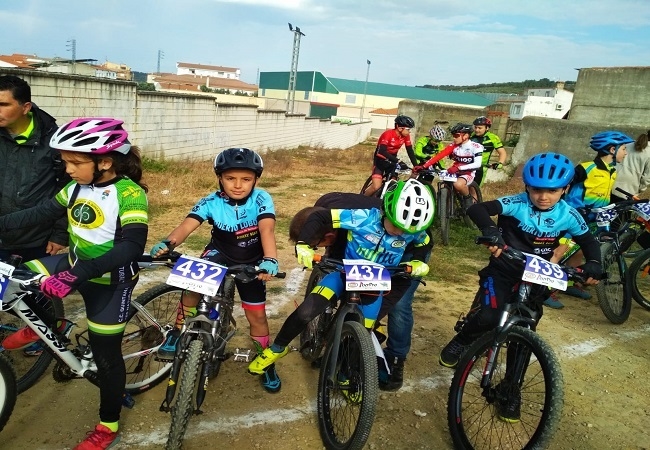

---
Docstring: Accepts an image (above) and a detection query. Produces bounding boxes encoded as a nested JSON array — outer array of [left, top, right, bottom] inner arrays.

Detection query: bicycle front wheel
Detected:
[[448, 326, 564, 450], [628, 247, 650, 310], [359, 176, 373, 196], [317, 321, 378, 450], [0, 294, 64, 393], [123, 284, 179, 394], [0, 354, 17, 432], [438, 186, 451, 246], [166, 339, 203, 450], [596, 241, 632, 324]]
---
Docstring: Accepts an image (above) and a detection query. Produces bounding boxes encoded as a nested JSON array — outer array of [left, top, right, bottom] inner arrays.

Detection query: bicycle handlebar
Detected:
[[474, 236, 588, 284]]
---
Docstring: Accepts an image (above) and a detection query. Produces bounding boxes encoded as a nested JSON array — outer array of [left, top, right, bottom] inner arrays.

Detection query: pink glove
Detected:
[[446, 165, 460, 175], [41, 271, 79, 298]]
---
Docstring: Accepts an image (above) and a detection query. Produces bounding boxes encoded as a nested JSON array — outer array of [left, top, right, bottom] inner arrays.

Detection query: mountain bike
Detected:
[[584, 199, 650, 324], [448, 237, 587, 450], [0, 353, 17, 432], [430, 168, 482, 245], [300, 255, 411, 450], [0, 253, 181, 402], [627, 246, 650, 311], [359, 162, 412, 197], [154, 254, 285, 450]]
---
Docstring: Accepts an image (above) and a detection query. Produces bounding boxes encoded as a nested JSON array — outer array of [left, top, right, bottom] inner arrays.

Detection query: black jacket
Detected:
[[0, 104, 68, 250]]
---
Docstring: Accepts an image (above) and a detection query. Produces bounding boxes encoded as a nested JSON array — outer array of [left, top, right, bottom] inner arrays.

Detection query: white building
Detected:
[[508, 82, 573, 119], [176, 62, 240, 80]]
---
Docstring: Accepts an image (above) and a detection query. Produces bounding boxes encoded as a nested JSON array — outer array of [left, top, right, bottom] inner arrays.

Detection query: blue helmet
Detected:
[[522, 152, 575, 189], [589, 131, 634, 154]]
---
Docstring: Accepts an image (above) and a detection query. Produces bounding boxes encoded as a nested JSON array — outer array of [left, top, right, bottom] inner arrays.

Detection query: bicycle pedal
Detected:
[[233, 348, 251, 362]]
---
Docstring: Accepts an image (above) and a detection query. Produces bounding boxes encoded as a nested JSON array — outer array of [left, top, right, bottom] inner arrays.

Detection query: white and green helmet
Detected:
[[383, 179, 435, 233]]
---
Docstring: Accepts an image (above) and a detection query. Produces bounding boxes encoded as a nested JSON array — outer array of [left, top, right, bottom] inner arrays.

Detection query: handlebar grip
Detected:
[[275, 272, 287, 279], [313, 254, 322, 262]]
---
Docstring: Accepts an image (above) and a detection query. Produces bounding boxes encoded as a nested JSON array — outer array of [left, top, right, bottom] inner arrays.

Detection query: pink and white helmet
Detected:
[[50, 118, 131, 154]]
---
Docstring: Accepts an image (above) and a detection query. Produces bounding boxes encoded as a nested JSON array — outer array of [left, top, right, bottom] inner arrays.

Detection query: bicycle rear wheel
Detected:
[[596, 241, 632, 324], [0, 294, 64, 393], [438, 186, 451, 245], [627, 247, 650, 310], [448, 326, 564, 450], [317, 321, 378, 450], [166, 339, 203, 450], [300, 267, 332, 362], [123, 284, 178, 394], [0, 354, 17, 432]]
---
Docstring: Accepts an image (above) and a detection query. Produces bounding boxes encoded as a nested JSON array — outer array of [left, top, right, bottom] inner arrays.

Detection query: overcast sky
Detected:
[[2, 0, 648, 87]]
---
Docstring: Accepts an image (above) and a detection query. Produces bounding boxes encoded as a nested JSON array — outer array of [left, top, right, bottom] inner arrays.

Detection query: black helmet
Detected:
[[450, 123, 472, 135], [213, 148, 264, 177], [473, 116, 492, 127], [395, 115, 415, 128]]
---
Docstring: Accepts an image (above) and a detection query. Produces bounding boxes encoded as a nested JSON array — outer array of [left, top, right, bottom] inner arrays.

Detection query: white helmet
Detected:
[[383, 179, 435, 233], [50, 117, 131, 154], [429, 125, 446, 141]]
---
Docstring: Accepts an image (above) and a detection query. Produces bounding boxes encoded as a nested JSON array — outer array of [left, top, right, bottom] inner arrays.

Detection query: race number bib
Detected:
[[633, 202, 650, 221], [0, 261, 15, 278], [440, 170, 458, 182], [343, 259, 391, 292], [166, 254, 227, 297], [0, 276, 9, 302], [521, 253, 568, 291], [593, 204, 618, 227]]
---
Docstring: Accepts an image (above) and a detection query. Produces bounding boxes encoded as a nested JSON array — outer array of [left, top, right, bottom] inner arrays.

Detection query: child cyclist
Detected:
[[471, 115, 507, 186], [408, 124, 447, 167], [438, 153, 602, 380], [559, 131, 633, 301], [248, 179, 434, 379], [414, 123, 484, 211], [0, 118, 148, 449], [150, 148, 283, 393], [363, 115, 414, 197]]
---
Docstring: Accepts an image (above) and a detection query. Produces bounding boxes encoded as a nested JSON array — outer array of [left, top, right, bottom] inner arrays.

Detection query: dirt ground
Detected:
[[2, 146, 650, 449]]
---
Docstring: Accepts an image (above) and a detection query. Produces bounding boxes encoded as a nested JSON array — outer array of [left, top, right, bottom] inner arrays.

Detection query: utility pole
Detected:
[[286, 23, 305, 114], [157, 50, 165, 75], [66, 38, 76, 74], [360, 59, 371, 122]]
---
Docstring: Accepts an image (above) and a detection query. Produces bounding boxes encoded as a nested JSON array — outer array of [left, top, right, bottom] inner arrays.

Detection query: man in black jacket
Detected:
[[0, 75, 68, 261]]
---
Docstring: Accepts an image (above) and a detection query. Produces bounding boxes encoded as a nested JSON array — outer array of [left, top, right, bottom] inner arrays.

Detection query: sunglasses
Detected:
[[452, 133, 463, 138]]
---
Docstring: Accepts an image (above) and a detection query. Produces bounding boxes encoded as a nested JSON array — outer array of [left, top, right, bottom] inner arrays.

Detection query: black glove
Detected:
[[396, 161, 409, 171], [481, 226, 506, 248], [578, 261, 603, 280]]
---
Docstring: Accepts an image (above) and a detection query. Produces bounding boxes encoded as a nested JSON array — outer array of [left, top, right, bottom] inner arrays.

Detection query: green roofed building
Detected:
[[258, 71, 493, 120]]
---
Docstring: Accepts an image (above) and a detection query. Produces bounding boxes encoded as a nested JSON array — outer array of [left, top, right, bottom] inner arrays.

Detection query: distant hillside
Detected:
[[419, 78, 575, 95]]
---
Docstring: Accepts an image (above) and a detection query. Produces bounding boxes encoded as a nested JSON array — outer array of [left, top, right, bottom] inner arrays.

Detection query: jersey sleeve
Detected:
[[498, 193, 527, 216], [255, 189, 276, 221], [119, 185, 149, 229], [331, 208, 376, 230], [488, 132, 504, 149], [188, 193, 216, 223]]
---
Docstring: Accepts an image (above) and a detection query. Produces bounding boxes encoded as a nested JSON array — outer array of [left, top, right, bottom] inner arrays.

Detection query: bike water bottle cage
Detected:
[[50, 118, 131, 154], [522, 152, 574, 189]]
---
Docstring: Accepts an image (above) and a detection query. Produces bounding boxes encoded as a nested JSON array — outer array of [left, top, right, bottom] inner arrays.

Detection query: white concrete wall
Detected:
[[2, 69, 370, 160]]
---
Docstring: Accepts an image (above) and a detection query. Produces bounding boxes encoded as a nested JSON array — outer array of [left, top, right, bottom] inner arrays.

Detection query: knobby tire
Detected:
[[166, 339, 203, 450], [596, 241, 632, 324], [0, 354, 17, 432], [438, 187, 451, 245], [448, 326, 564, 450], [317, 321, 378, 450], [123, 284, 179, 394], [627, 247, 650, 310]]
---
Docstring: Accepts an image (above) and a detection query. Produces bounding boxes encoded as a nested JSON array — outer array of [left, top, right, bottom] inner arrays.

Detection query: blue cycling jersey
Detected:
[[188, 188, 275, 264], [331, 208, 429, 266], [497, 192, 589, 261]]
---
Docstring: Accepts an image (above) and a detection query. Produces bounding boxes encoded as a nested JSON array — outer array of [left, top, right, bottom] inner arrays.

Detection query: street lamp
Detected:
[[360, 59, 371, 122], [286, 23, 305, 114]]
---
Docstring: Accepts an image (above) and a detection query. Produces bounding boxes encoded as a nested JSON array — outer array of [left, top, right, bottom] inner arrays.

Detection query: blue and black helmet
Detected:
[[589, 131, 634, 154], [522, 152, 575, 189]]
